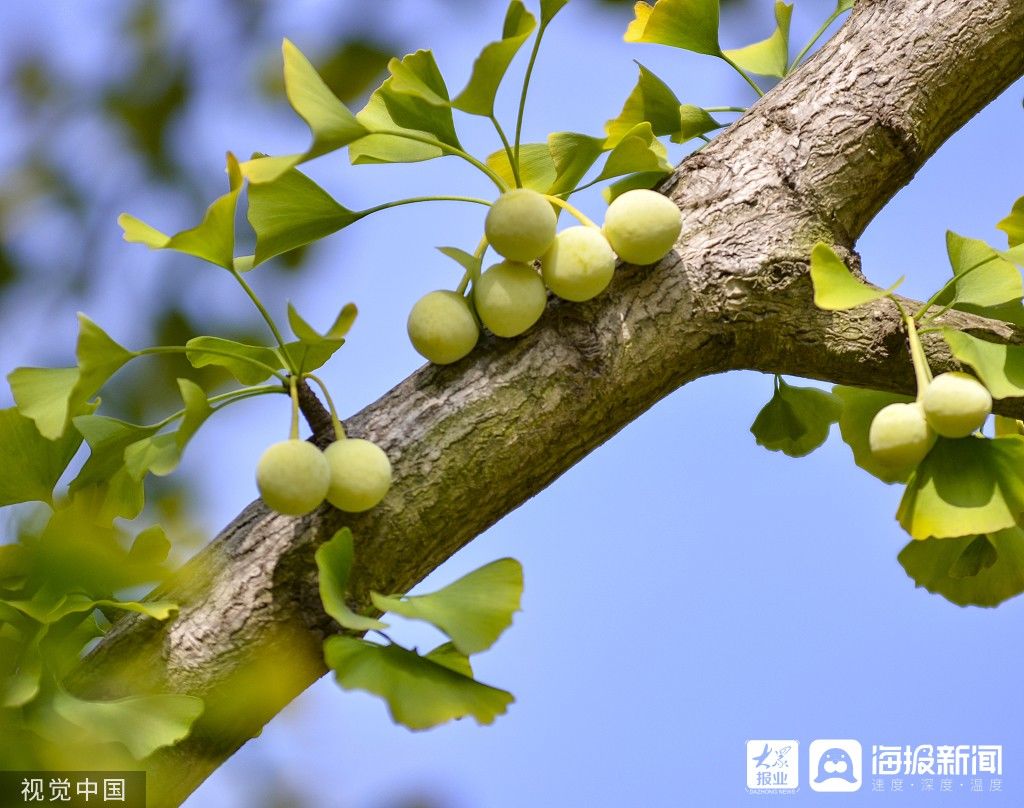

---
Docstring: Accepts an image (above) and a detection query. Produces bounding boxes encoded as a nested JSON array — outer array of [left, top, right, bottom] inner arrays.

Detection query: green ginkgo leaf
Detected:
[[942, 329, 1024, 400], [7, 367, 80, 441], [605, 64, 683, 148], [350, 50, 460, 165], [52, 690, 204, 760], [836, 0, 854, 10], [315, 528, 388, 633], [0, 406, 88, 506], [185, 337, 283, 385], [370, 558, 522, 655], [897, 436, 1024, 540], [438, 246, 483, 279], [123, 379, 212, 480], [832, 386, 916, 484], [452, 1, 536, 116], [240, 41, 368, 184], [279, 339, 344, 376], [595, 122, 673, 183], [997, 196, 1024, 247], [120, 153, 243, 268], [624, 0, 721, 57], [809, 243, 901, 310], [671, 105, 722, 143], [750, 376, 842, 458], [324, 637, 514, 730], [69, 416, 159, 507], [722, 1, 793, 78], [933, 231, 1023, 315], [547, 132, 606, 196], [486, 142, 556, 191], [603, 171, 673, 202], [247, 164, 361, 265], [540, 0, 570, 25], [899, 528, 1024, 608], [129, 525, 172, 566]]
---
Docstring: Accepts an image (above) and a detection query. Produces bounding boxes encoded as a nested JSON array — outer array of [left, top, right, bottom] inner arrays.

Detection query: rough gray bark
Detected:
[[69, 1, 1024, 804]]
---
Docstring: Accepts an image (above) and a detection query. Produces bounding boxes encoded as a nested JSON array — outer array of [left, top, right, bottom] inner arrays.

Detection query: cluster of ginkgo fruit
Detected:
[[868, 371, 993, 468], [256, 433, 392, 517], [406, 188, 684, 364]]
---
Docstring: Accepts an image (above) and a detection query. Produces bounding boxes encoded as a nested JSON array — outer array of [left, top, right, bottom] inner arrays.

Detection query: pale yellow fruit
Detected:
[[921, 372, 992, 438], [869, 402, 936, 468], [474, 260, 547, 337], [407, 290, 479, 365], [256, 439, 330, 516], [540, 226, 617, 302], [324, 438, 393, 512], [602, 189, 682, 265], [484, 189, 557, 262]]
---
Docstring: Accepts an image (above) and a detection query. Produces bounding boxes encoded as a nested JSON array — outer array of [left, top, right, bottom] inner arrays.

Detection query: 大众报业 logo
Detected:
[[809, 739, 863, 792], [746, 740, 799, 791]]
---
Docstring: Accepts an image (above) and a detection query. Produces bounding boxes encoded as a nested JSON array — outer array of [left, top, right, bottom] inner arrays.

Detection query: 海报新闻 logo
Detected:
[[809, 739, 863, 792]]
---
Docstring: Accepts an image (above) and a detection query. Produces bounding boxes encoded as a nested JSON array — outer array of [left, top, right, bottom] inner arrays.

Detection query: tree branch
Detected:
[[68, 1, 1024, 804]]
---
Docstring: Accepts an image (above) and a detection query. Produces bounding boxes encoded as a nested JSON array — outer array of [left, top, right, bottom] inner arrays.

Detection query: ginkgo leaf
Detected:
[[120, 153, 243, 268], [933, 231, 1023, 315], [595, 122, 672, 183], [438, 246, 483, 279], [350, 50, 461, 165], [809, 243, 901, 310], [942, 329, 1024, 400], [370, 558, 523, 655], [671, 105, 722, 143], [899, 528, 1024, 608], [547, 132, 606, 196], [247, 164, 361, 264], [240, 41, 368, 184], [897, 436, 1024, 540], [624, 0, 721, 57], [123, 379, 212, 480], [605, 63, 682, 148], [316, 528, 388, 633], [185, 337, 283, 385], [603, 171, 673, 202], [750, 377, 842, 457], [487, 142, 556, 191], [997, 196, 1024, 247], [540, 0, 570, 25], [0, 406, 88, 506], [52, 690, 204, 760], [832, 386, 916, 484], [452, 1, 536, 116], [722, 1, 792, 78], [324, 637, 514, 730], [7, 367, 81, 441]]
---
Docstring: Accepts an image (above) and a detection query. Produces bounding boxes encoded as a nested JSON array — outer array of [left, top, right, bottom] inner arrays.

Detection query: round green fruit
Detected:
[[324, 438, 393, 512], [869, 402, 935, 468], [473, 260, 547, 337], [540, 226, 617, 302], [921, 372, 992, 438], [407, 290, 479, 365], [602, 189, 683, 265], [256, 439, 330, 516], [484, 188, 557, 262]]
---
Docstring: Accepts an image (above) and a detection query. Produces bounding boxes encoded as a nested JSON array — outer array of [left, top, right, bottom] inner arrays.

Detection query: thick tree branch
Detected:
[[69, 1, 1024, 805]]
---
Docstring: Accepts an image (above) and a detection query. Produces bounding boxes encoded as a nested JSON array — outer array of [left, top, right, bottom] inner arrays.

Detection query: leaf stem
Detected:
[[513, 19, 549, 177], [139, 346, 287, 382], [305, 373, 344, 439], [544, 194, 597, 228], [357, 196, 491, 219], [894, 299, 932, 397], [703, 106, 747, 114], [372, 129, 509, 192], [720, 54, 765, 98], [489, 114, 522, 188], [289, 376, 300, 440], [228, 267, 295, 373], [150, 385, 284, 431], [790, 9, 843, 71]]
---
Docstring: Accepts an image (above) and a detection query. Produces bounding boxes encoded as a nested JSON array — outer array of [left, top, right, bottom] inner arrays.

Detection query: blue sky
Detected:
[[3, 1, 1024, 806]]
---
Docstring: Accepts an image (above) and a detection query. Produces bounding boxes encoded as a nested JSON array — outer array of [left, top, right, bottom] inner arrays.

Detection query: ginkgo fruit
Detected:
[[602, 189, 683, 265], [474, 260, 547, 337], [921, 372, 992, 438], [541, 226, 617, 302], [869, 402, 936, 468], [407, 290, 479, 364], [484, 188, 557, 262], [256, 439, 330, 516], [324, 438, 393, 512]]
